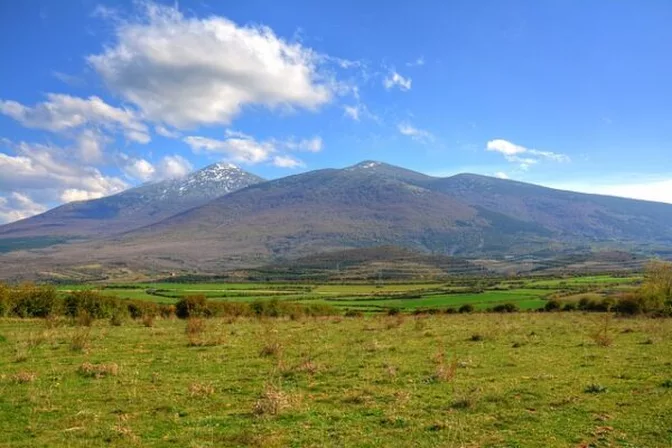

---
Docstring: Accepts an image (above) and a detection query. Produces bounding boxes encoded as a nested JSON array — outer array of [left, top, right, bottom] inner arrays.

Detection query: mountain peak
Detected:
[[346, 160, 384, 170]]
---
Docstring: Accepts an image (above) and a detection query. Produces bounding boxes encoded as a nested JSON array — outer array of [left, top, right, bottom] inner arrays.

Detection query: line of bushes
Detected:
[[0, 284, 337, 320]]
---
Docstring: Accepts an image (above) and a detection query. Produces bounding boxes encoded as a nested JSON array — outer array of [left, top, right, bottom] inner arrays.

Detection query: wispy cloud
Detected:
[[383, 71, 412, 91], [398, 122, 434, 143], [486, 139, 569, 170]]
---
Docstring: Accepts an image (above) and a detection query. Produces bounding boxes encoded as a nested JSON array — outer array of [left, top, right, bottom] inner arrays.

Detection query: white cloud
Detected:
[[0, 192, 48, 224], [155, 155, 192, 179], [184, 130, 316, 166], [383, 71, 412, 91], [343, 105, 360, 121], [155, 125, 181, 139], [120, 154, 193, 182], [60, 189, 107, 203], [0, 141, 128, 208], [74, 129, 108, 163], [398, 122, 434, 143], [184, 134, 274, 164], [486, 139, 527, 156], [122, 158, 156, 182], [283, 136, 323, 152], [486, 139, 569, 170], [406, 57, 425, 67], [272, 155, 304, 168], [494, 171, 510, 179], [89, 2, 334, 129], [0, 93, 149, 143]]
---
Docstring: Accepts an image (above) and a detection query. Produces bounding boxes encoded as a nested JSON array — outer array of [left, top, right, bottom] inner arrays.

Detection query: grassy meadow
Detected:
[[1, 313, 671, 447]]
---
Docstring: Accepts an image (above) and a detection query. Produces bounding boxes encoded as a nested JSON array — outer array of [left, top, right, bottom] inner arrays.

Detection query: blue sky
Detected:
[[1, 0, 672, 222]]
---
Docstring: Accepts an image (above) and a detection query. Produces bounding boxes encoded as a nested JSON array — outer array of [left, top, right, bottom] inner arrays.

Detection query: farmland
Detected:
[[54, 274, 642, 312], [1, 313, 671, 447]]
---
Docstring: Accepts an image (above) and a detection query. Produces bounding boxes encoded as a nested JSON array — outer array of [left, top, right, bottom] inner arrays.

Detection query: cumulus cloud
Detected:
[[184, 130, 318, 166], [494, 171, 510, 179], [0, 143, 127, 195], [486, 139, 569, 170], [120, 154, 193, 182], [89, 3, 334, 129], [398, 122, 434, 143], [0, 93, 149, 143], [184, 133, 274, 164], [155, 154, 192, 179], [383, 71, 412, 91], [0, 192, 48, 224]]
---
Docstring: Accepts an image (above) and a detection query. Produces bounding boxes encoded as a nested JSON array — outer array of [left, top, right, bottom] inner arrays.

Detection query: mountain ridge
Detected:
[[1, 160, 671, 279]]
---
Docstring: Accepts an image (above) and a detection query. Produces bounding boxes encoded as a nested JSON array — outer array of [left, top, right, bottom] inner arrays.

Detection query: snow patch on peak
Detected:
[[347, 160, 383, 171]]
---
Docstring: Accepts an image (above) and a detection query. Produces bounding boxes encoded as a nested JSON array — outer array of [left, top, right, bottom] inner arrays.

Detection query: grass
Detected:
[[0, 313, 671, 447]]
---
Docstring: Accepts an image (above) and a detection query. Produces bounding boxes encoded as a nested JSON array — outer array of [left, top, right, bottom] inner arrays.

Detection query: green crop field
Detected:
[[1, 313, 671, 447], [54, 275, 642, 312]]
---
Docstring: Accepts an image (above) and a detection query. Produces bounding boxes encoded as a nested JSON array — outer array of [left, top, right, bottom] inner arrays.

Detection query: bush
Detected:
[[344, 309, 363, 318], [458, 304, 474, 314], [492, 303, 519, 313], [562, 302, 577, 312], [445, 307, 457, 314], [544, 300, 561, 312], [64, 290, 122, 319], [614, 294, 645, 315], [10, 284, 58, 317], [175, 295, 209, 319], [387, 307, 401, 316]]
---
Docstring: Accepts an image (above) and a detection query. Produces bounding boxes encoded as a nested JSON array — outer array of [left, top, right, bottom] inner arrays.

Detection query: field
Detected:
[[55, 274, 642, 312], [1, 313, 671, 447]]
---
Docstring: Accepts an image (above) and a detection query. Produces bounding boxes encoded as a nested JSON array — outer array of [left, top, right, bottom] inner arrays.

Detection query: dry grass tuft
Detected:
[[78, 362, 119, 378], [186, 317, 206, 335], [590, 314, 614, 347], [253, 383, 293, 416], [142, 314, 155, 328], [432, 348, 458, 382], [189, 382, 215, 398], [260, 341, 283, 358], [70, 328, 91, 352], [10, 371, 38, 383]]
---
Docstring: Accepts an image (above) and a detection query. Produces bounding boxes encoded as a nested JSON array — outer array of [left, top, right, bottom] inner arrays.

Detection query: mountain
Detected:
[[0, 163, 264, 250], [69, 160, 672, 271], [1, 160, 671, 279]]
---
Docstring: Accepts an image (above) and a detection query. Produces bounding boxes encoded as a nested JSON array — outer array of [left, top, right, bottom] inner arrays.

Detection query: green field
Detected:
[[1, 313, 671, 447], [55, 274, 641, 312]]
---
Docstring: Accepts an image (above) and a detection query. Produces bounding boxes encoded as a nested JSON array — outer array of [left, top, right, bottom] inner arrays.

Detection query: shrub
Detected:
[[387, 307, 401, 316], [562, 303, 577, 312], [64, 290, 122, 319], [445, 307, 457, 314], [614, 294, 644, 315], [492, 303, 519, 313], [10, 283, 58, 317], [458, 304, 474, 314], [344, 309, 363, 318], [127, 301, 159, 319], [544, 300, 561, 312], [585, 383, 608, 394]]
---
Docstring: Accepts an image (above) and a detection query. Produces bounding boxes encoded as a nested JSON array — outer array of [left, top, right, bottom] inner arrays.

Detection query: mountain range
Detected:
[[1, 160, 671, 280]]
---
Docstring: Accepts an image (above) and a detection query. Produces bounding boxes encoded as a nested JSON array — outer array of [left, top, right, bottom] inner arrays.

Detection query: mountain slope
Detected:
[[1, 160, 671, 278], [0, 163, 264, 247]]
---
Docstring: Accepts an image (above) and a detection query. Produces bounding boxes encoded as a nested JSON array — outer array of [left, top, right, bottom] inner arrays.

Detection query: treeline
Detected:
[[0, 284, 336, 320]]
